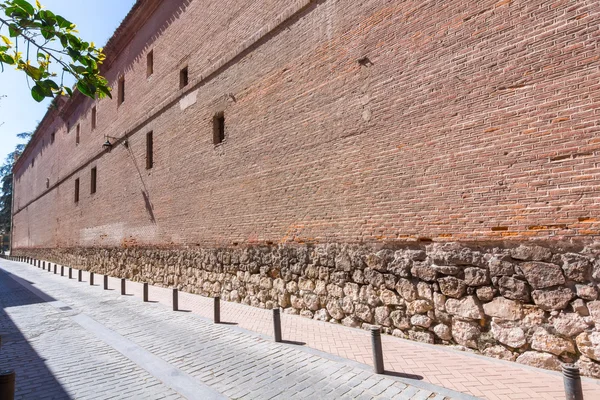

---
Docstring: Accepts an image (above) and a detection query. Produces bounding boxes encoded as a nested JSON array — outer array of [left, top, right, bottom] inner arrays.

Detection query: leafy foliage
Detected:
[[0, 0, 111, 101], [0, 131, 31, 233]]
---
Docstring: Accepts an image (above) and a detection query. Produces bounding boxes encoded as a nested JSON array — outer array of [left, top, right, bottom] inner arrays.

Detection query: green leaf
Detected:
[[23, 64, 44, 80], [0, 53, 15, 64], [31, 85, 46, 102], [54, 15, 73, 29], [40, 27, 55, 40], [12, 0, 35, 15], [98, 85, 112, 99], [8, 24, 22, 38], [76, 80, 92, 98], [42, 79, 59, 91]]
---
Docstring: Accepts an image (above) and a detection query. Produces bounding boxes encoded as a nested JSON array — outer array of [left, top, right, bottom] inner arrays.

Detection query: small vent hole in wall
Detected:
[[180, 66, 189, 89], [147, 50, 154, 77], [91, 167, 97, 194], [118, 76, 125, 105], [213, 112, 225, 145], [74, 178, 80, 203], [146, 131, 153, 170], [91, 106, 97, 130]]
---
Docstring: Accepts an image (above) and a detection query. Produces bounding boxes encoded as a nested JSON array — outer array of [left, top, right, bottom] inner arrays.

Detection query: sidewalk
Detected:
[[6, 257, 600, 399], [0, 258, 460, 400]]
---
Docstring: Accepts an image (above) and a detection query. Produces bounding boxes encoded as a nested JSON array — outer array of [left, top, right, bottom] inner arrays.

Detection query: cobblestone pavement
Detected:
[[85, 271, 600, 400], [0, 258, 461, 400]]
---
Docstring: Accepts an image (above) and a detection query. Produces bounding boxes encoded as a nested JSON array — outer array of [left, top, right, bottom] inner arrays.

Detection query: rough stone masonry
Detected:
[[23, 241, 600, 379], [10, 0, 600, 378]]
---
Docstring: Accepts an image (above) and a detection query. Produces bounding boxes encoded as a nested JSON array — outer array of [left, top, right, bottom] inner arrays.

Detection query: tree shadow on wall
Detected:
[[0, 269, 72, 399]]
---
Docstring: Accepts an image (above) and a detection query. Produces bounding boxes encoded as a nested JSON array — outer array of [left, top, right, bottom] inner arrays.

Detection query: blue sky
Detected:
[[0, 0, 136, 165]]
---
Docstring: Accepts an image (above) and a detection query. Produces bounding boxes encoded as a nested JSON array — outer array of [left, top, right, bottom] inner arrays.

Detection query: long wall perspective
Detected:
[[12, 0, 600, 377]]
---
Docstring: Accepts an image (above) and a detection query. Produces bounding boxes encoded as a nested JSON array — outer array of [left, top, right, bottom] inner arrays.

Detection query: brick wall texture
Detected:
[[12, 0, 600, 248], [10, 0, 600, 378]]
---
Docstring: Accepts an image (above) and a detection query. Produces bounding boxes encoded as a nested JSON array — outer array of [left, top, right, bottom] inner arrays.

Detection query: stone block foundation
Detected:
[[16, 241, 600, 378]]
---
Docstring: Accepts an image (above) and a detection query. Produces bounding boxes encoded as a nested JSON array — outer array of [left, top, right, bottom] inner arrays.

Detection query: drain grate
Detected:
[[59, 306, 72, 311]]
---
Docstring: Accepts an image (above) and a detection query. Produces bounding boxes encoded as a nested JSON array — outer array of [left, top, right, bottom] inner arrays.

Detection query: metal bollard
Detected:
[[69, 268, 72, 279], [214, 297, 221, 324], [121, 278, 126, 295], [78, 270, 82, 282], [0, 370, 15, 400], [143, 283, 149, 302], [54, 265, 57, 274], [61, 266, 64, 277], [43, 261, 45, 270], [104, 275, 108, 290], [173, 289, 178, 311], [563, 364, 584, 400], [90, 272, 94, 286], [371, 326, 385, 374], [273, 308, 282, 343]]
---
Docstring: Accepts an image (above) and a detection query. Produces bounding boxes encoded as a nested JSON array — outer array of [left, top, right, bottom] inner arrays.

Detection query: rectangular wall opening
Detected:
[[180, 66, 189, 89], [90, 167, 97, 194], [91, 106, 97, 131], [74, 178, 80, 203], [76, 124, 80, 145], [118, 76, 125, 105], [147, 50, 154, 77], [213, 112, 225, 145], [146, 131, 154, 170]]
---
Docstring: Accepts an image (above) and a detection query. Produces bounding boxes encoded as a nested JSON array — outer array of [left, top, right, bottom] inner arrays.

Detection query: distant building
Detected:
[[11, 0, 600, 376]]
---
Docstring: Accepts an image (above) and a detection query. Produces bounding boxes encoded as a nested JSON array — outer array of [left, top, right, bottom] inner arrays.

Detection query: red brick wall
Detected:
[[12, 0, 600, 249]]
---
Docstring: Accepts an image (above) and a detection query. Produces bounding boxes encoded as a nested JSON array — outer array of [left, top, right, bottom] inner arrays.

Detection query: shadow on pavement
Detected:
[[0, 267, 72, 399], [384, 370, 424, 380], [281, 340, 306, 346]]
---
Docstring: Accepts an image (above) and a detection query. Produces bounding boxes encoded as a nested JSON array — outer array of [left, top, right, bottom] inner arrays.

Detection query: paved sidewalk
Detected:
[[6, 258, 600, 399], [0, 258, 459, 400], [91, 267, 600, 400]]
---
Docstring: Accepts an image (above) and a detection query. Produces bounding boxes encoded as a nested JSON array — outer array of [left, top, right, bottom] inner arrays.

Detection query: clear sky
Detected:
[[0, 0, 137, 165]]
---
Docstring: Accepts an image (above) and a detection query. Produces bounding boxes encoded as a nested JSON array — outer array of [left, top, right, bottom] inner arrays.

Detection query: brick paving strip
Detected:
[[0, 259, 462, 400]]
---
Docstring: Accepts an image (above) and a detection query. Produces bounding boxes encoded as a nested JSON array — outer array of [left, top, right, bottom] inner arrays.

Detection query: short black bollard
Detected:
[[563, 364, 584, 400], [371, 326, 385, 374], [0, 370, 15, 400], [143, 283, 149, 302], [53, 265, 57, 274], [172, 289, 178, 311], [104, 275, 108, 290], [42, 261, 45, 270], [214, 297, 221, 324], [90, 272, 94, 286], [121, 278, 126, 295], [273, 307, 282, 343], [69, 268, 72, 279], [78, 270, 82, 282], [61, 266, 64, 277]]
